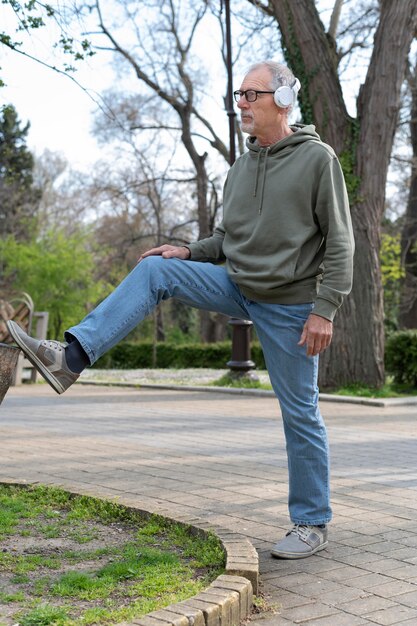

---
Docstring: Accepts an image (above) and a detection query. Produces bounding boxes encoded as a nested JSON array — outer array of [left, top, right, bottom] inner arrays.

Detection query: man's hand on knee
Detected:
[[138, 245, 191, 263], [298, 314, 333, 356]]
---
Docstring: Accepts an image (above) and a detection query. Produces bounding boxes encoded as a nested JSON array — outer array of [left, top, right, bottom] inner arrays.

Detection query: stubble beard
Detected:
[[240, 115, 254, 135]]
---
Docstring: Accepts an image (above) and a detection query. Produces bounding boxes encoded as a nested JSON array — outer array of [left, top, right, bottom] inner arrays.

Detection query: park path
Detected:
[[1, 383, 417, 625]]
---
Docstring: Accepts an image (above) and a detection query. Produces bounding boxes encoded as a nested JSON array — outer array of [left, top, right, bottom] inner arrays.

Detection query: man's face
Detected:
[[237, 67, 279, 138]]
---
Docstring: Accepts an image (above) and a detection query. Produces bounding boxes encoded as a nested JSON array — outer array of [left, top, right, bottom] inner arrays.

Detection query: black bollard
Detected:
[[226, 319, 256, 378]]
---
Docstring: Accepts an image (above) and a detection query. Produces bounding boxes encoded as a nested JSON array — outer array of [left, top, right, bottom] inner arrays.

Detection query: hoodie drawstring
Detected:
[[253, 150, 261, 199], [253, 147, 269, 214]]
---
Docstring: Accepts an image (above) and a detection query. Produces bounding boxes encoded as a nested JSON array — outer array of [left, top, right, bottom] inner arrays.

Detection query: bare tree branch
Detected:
[[328, 0, 344, 40]]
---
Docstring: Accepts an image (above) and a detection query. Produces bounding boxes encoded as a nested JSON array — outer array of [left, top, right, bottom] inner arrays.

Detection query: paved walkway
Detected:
[[1, 383, 417, 625]]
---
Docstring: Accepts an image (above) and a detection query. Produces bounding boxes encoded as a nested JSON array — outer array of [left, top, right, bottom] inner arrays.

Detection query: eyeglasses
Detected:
[[233, 89, 275, 103]]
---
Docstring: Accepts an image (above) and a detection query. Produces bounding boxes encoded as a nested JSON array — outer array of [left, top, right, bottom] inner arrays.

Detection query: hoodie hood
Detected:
[[246, 124, 322, 154], [246, 124, 322, 213]]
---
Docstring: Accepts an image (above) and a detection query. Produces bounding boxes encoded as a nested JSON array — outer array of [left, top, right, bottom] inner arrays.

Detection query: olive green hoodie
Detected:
[[187, 124, 354, 321]]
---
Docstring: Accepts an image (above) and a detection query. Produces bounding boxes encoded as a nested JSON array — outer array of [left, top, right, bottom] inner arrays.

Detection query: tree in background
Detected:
[[0, 230, 110, 337], [399, 58, 417, 329], [251, 0, 417, 387], [85, 0, 229, 242], [86, 113, 200, 342], [0, 104, 41, 242], [91, 103, 199, 273], [76, 0, 241, 341], [33, 150, 94, 237]]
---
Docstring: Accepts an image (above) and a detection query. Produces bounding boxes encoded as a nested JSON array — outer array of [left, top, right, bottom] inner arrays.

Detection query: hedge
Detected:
[[385, 330, 417, 386], [94, 333, 417, 385], [93, 340, 266, 370]]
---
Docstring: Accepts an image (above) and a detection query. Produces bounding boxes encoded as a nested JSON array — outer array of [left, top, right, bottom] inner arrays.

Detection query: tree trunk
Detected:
[[180, 114, 212, 240], [319, 223, 385, 387], [327, 0, 417, 386], [155, 305, 165, 342], [0, 344, 20, 404], [199, 311, 229, 344], [269, 0, 417, 387], [399, 172, 417, 328], [399, 60, 417, 329], [180, 122, 219, 341], [269, 0, 351, 153]]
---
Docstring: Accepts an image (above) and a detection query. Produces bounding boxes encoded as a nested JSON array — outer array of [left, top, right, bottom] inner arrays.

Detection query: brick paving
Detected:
[[1, 383, 417, 625]]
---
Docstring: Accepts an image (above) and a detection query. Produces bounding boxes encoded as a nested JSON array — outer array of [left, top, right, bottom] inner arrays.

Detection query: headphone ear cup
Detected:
[[273, 85, 294, 108]]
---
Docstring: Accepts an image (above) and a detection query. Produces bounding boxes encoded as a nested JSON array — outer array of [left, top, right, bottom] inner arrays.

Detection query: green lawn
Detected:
[[212, 373, 417, 398], [0, 484, 225, 626]]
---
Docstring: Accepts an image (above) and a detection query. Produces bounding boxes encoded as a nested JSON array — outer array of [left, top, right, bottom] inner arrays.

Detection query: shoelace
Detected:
[[42, 340, 64, 352], [288, 524, 312, 541]]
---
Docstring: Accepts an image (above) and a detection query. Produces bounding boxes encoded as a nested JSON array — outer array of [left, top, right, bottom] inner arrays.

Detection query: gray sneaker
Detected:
[[271, 524, 328, 559], [6, 320, 79, 395]]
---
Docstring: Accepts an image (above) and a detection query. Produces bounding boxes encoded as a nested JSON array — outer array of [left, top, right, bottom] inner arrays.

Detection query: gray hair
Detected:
[[246, 61, 294, 89], [246, 61, 298, 112]]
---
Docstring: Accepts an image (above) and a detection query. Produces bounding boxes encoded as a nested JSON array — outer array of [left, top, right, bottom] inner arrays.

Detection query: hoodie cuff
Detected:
[[185, 242, 205, 261], [311, 297, 339, 322]]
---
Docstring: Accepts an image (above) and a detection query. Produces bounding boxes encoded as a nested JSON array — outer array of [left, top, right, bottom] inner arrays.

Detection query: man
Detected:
[[8, 61, 354, 559]]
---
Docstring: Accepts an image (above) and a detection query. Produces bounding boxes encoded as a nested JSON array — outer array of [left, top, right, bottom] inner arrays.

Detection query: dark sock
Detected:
[[317, 524, 326, 528], [65, 339, 90, 374]]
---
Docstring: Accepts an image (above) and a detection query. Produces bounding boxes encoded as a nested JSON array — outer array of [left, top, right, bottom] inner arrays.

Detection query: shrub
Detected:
[[93, 341, 266, 370], [385, 330, 417, 386]]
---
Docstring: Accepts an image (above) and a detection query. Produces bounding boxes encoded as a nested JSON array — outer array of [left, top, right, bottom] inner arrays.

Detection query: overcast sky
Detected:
[[0, 2, 334, 171], [0, 2, 238, 171], [0, 1, 394, 175], [1, 44, 113, 169]]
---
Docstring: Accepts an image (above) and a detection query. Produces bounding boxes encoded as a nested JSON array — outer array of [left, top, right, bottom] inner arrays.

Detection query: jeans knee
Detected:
[[133, 255, 186, 300], [137, 255, 164, 271], [135, 255, 173, 283]]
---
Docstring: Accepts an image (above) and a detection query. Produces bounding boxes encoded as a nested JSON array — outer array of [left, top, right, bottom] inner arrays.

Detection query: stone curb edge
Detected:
[[1, 481, 258, 626], [77, 379, 417, 407]]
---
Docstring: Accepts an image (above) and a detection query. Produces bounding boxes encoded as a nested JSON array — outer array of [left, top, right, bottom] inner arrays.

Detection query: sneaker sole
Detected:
[[7, 323, 65, 395], [271, 540, 328, 559]]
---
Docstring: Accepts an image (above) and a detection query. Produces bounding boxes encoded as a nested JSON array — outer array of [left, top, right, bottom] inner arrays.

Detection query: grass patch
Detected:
[[212, 372, 417, 399], [325, 381, 417, 398], [0, 483, 225, 626], [211, 372, 271, 390], [19, 604, 69, 626]]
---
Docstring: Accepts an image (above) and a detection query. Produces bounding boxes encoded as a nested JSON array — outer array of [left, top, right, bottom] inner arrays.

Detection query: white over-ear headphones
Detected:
[[273, 78, 301, 108]]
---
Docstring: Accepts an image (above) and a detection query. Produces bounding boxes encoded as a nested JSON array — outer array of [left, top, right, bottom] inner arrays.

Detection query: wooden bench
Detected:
[[0, 293, 49, 385]]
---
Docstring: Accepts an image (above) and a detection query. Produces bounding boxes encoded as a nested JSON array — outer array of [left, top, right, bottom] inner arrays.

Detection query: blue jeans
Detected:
[[66, 257, 331, 525]]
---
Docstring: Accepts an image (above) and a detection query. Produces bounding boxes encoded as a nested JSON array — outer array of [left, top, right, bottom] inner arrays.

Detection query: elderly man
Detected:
[[8, 61, 354, 559]]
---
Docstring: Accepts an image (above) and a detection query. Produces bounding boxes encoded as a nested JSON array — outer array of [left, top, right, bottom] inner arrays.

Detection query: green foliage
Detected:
[[55, 35, 95, 72], [385, 330, 417, 386], [279, 7, 362, 205], [380, 232, 404, 331], [0, 230, 111, 337], [337, 118, 361, 206], [0, 104, 33, 179], [0, 508, 19, 537], [279, 3, 315, 125], [1, 2, 94, 79], [93, 340, 267, 370], [0, 104, 41, 239], [19, 604, 68, 626], [381, 233, 404, 285], [51, 570, 116, 599], [339, 151, 360, 203], [328, 381, 417, 398]]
